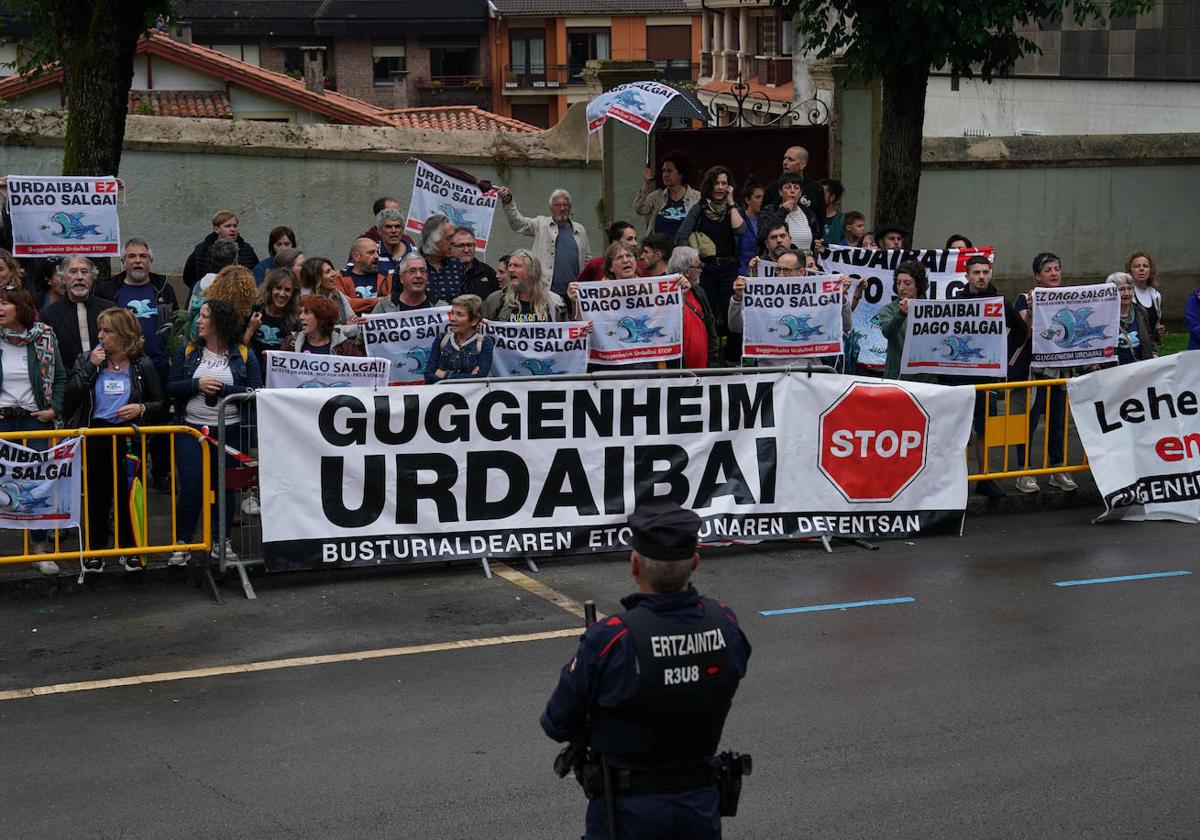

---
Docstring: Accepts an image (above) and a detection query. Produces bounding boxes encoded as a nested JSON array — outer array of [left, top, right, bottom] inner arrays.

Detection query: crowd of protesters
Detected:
[[0, 150, 1193, 575]]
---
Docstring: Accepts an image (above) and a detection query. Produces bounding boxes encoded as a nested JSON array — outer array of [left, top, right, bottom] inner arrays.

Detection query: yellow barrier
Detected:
[[0, 425, 212, 566], [969, 379, 1090, 481]]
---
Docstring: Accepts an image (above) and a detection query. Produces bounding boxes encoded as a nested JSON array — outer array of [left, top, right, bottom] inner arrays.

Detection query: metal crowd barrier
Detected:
[[210, 368, 1089, 601], [968, 378, 1090, 481], [0, 425, 212, 572]]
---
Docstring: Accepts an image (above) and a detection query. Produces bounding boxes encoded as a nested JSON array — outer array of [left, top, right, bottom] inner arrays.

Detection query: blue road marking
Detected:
[[760, 596, 916, 616], [1054, 570, 1192, 588]]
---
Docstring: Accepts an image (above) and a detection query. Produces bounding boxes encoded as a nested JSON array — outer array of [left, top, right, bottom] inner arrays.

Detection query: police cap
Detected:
[[628, 502, 701, 561]]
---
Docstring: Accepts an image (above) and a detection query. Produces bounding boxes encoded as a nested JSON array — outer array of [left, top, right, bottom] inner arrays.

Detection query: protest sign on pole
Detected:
[[361, 307, 451, 384], [741, 275, 844, 359], [404, 160, 497, 252], [256, 373, 974, 571], [1030, 284, 1119, 368], [824, 245, 995, 369], [485, 320, 590, 376], [6, 175, 121, 257], [265, 350, 390, 389], [574, 276, 683, 364], [1068, 352, 1200, 523], [586, 80, 679, 134], [900, 297, 1008, 378], [0, 437, 82, 530]]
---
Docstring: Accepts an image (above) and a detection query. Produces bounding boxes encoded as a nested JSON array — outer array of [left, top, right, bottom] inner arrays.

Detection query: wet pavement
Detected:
[[0, 507, 1196, 838]]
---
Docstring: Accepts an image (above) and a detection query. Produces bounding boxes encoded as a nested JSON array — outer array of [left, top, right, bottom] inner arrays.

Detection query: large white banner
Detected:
[[754, 260, 780, 278], [741, 275, 844, 359], [900, 297, 1008, 378], [265, 350, 390, 389], [6, 175, 121, 257], [256, 373, 974, 570], [824, 245, 995, 369], [404, 160, 497, 252], [485, 320, 590, 377], [362, 307, 451, 385], [575, 276, 683, 365], [586, 80, 678, 134], [1031, 284, 1120, 368], [0, 437, 82, 530], [1068, 353, 1200, 523]]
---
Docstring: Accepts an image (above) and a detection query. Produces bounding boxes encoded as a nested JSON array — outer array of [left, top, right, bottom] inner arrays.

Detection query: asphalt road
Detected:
[[1, 508, 1196, 839]]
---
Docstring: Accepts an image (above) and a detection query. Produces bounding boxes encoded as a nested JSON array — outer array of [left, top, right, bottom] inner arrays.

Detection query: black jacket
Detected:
[[63, 353, 167, 428], [463, 259, 499, 300], [182, 233, 259, 289], [40, 293, 118, 371], [764, 175, 825, 238], [97, 271, 180, 315]]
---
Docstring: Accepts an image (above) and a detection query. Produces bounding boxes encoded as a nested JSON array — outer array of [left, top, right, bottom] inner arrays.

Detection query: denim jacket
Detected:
[[167, 342, 262, 419], [424, 331, 494, 383]]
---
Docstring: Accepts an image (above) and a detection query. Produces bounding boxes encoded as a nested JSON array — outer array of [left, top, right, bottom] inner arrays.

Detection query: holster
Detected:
[[714, 751, 753, 817]]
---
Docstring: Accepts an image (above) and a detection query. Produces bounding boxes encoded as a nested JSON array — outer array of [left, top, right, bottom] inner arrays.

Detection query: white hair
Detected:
[[666, 246, 699, 275], [549, 189, 572, 206], [1106, 271, 1133, 288]]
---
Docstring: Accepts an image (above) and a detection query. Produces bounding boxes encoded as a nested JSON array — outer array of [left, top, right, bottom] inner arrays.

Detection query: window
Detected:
[[0, 43, 15, 77], [509, 32, 545, 73], [282, 47, 305, 76], [205, 44, 261, 66], [781, 14, 794, 56], [373, 45, 407, 84], [567, 28, 610, 82], [430, 47, 477, 78]]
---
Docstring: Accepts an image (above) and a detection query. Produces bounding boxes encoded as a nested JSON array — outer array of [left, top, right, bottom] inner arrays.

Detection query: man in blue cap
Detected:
[[541, 501, 752, 839]]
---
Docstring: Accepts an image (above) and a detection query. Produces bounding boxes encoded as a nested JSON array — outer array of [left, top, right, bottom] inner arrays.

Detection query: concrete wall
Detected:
[[0, 108, 602, 274], [924, 76, 1200, 138], [916, 134, 1200, 320]]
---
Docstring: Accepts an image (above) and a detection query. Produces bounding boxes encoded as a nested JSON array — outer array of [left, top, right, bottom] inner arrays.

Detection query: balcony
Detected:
[[724, 53, 738, 79], [414, 75, 492, 107], [503, 64, 569, 91], [654, 59, 698, 82]]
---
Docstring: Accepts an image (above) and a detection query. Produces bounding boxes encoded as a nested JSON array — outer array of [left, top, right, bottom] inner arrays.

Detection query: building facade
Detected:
[[488, 0, 700, 128], [176, 0, 493, 111], [691, 0, 798, 124]]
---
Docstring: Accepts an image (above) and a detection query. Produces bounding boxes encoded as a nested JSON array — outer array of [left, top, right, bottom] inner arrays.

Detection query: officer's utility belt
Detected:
[[608, 762, 718, 795]]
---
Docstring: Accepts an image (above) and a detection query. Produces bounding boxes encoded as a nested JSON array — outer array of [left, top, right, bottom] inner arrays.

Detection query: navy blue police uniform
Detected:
[[541, 504, 752, 840]]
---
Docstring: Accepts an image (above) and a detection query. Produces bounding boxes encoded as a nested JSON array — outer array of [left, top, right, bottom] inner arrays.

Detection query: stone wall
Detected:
[[915, 133, 1200, 320], [0, 108, 602, 276]]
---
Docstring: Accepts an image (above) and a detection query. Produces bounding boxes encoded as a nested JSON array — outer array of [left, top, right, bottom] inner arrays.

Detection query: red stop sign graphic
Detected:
[[818, 382, 930, 502]]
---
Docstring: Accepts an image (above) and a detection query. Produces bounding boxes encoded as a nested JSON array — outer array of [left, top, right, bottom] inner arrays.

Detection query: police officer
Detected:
[[541, 502, 752, 839]]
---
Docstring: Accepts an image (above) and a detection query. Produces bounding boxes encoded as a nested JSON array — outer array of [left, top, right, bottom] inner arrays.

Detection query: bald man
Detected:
[[337, 237, 393, 314], [765, 146, 825, 237]]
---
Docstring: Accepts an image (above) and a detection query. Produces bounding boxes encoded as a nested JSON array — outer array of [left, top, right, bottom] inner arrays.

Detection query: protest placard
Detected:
[[574, 275, 683, 364], [485, 320, 590, 376], [257, 373, 975, 570], [404, 160, 497, 252], [361, 307, 451, 384], [1031, 284, 1120, 368], [824, 245, 995, 368], [0, 437, 82, 530], [6, 175, 121, 257], [1068, 353, 1200, 523], [265, 351, 390, 389], [900, 297, 1008, 378], [741, 275, 844, 359], [586, 80, 679, 134]]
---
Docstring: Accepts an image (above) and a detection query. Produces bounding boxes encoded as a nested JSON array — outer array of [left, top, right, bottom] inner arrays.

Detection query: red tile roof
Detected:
[[0, 29, 396, 126], [0, 31, 542, 133], [379, 106, 541, 134], [128, 89, 233, 119]]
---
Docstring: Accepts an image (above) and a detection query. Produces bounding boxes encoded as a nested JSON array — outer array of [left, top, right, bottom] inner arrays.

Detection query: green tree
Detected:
[[775, 0, 1152, 238], [2, 1, 174, 177]]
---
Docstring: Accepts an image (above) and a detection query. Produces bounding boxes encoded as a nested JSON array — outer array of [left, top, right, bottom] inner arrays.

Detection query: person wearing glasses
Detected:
[[667, 246, 719, 369], [449, 227, 498, 300], [0, 284, 67, 575]]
